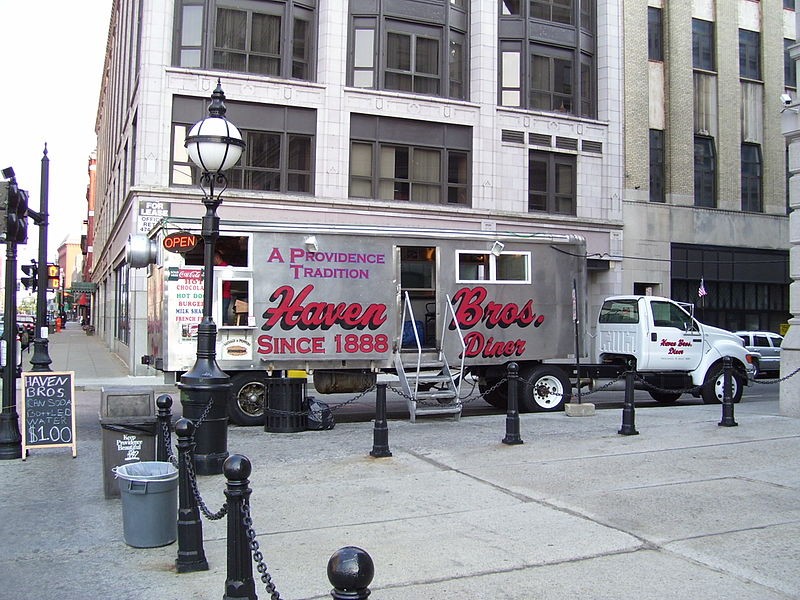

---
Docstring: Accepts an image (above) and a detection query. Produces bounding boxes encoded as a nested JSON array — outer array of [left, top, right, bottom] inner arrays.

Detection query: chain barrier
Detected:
[[629, 373, 702, 397], [242, 500, 282, 600], [748, 365, 800, 385], [185, 450, 228, 520], [260, 385, 378, 419], [160, 418, 178, 467]]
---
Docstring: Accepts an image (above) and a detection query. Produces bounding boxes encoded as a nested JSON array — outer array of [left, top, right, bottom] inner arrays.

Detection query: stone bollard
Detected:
[[370, 383, 392, 458], [223, 454, 257, 600], [156, 394, 173, 463], [719, 356, 738, 427], [502, 362, 523, 445], [327, 546, 374, 600], [618, 370, 639, 436], [175, 418, 209, 573]]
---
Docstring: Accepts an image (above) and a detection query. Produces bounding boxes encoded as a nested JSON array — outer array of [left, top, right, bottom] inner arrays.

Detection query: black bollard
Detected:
[[502, 362, 523, 445], [156, 394, 173, 463], [175, 418, 209, 573], [327, 546, 374, 600], [370, 383, 392, 458], [223, 454, 257, 600], [618, 370, 639, 436], [719, 356, 738, 427]]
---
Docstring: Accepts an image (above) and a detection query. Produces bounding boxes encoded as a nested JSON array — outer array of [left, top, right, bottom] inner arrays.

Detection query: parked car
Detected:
[[735, 331, 783, 376], [16, 314, 35, 348]]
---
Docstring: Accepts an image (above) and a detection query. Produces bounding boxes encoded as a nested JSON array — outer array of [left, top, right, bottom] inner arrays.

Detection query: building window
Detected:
[[174, 0, 316, 81], [348, 1, 468, 101], [530, 0, 573, 25], [528, 150, 576, 215], [785, 38, 797, 89], [694, 136, 716, 208], [349, 114, 471, 206], [785, 0, 794, 10], [692, 19, 715, 72], [499, 0, 595, 118], [648, 7, 663, 62], [171, 97, 315, 194], [741, 143, 763, 213], [649, 129, 665, 203], [115, 262, 130, 345], [739, 30, 761, 81]]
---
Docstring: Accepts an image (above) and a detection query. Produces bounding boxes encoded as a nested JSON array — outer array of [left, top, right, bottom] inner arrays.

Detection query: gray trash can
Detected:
[[113, 461, 178, 548]]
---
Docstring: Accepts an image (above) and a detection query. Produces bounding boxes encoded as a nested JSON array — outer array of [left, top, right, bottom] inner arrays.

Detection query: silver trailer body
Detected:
[[144, 220, 588, 377]]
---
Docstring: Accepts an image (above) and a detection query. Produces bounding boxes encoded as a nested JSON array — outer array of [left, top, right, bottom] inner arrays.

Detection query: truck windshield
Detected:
[[598, 300, 639, 324]]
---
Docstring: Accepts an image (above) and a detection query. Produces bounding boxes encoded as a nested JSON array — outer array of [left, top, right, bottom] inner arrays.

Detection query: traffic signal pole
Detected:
[[0, 174, 22, 459], [29, 146, 52, 372]]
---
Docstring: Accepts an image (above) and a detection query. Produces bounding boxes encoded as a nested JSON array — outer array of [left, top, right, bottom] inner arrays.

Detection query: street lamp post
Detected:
[[30, 145, 53, 372], [178, 81, 245, 476]]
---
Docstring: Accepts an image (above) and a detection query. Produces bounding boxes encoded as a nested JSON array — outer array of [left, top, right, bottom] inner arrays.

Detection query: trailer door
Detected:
[[399, 246, 437, 349]]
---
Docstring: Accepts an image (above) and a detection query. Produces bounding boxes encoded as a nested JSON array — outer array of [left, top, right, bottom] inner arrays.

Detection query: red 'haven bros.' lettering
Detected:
[[262, 284, 388, 331], [451, 287, 544, 329]]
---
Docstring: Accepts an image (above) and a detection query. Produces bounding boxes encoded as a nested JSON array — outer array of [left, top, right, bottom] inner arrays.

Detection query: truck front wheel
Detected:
[[520, 365, 571, 412], [701, 364, 743, 405], [228, 373, 266, 426]]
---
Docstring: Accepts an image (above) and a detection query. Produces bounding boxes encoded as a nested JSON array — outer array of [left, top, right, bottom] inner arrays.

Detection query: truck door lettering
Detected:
[[262, 284, 388, 331]]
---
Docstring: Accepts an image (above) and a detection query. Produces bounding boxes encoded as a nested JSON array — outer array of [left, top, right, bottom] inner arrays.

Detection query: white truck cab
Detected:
[[595, 296, 757, 404]]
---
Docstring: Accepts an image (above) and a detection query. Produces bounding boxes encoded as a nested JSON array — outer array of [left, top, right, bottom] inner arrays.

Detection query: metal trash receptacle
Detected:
[[100, 387, 156, 499], [265, 377, 307, 433], [113, 461, 178, 548], [100, 417, 157, 498]]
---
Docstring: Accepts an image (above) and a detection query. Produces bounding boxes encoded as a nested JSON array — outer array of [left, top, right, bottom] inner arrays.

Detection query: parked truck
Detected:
[[132, 219, 756, 425]]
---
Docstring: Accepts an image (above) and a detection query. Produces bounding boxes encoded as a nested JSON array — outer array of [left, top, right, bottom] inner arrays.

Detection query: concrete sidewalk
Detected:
[[20, 320, 173, 390], [1, 322, 799, 599]]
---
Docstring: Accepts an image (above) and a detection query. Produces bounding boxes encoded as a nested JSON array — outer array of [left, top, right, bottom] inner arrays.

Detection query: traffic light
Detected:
[[4, 180, 28, 244], [47, 263, 60, 290], [21, 260, 37, 291]]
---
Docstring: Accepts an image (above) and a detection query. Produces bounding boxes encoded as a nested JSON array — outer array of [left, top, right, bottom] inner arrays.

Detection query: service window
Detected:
[[456, 251, 530, 283], [183, 235, 253, 327], [219, 278, 252, 327]]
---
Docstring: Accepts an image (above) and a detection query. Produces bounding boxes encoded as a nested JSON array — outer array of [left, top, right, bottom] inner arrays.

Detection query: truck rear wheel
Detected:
[[701, 364, 743, 405], [520, 365, 570, 412], [478, 378, 508, 409], [228, 373, 266, 426]]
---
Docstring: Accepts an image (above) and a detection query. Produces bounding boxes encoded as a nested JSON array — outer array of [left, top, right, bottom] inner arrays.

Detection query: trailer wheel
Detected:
[[228, 373, 266, 426], [701, 364, 743, 405], [648, 390, 682, 403], [520, 366, 570, 412], [478, 378, 508, 409]]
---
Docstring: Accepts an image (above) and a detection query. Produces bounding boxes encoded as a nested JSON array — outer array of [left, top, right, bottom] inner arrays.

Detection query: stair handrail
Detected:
[[440, 294, 466, 398], [401, 291, 423, 399]]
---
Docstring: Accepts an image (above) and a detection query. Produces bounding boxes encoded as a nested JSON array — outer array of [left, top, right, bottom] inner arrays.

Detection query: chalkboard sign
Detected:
[[20, 371, 77, 459]]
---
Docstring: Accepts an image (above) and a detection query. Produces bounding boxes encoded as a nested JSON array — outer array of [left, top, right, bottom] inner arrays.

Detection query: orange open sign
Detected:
[[163, 231, 199, 253]]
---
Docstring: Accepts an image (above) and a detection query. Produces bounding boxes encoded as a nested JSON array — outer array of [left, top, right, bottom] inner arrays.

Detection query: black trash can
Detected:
[[99, 387, 157, 499], [265, 377, 307, 433], [100, 418, 157, 498]]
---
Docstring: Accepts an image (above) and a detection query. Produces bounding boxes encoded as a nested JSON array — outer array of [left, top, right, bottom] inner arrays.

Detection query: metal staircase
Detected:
[[394, 293, 464, 422]]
